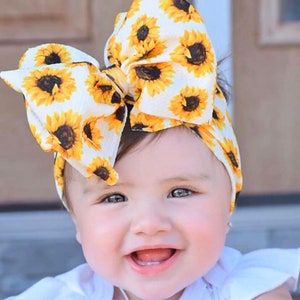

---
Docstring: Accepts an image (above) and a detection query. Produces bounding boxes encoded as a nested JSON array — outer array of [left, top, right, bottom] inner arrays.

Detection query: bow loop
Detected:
[[104, 0, 217, 129], [1, 43, 128, 185], [19, 43, 100, 69]]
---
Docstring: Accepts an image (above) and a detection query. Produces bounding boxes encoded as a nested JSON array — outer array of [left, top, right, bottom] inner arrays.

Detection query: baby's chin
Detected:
[[123, 287, 184, 300]]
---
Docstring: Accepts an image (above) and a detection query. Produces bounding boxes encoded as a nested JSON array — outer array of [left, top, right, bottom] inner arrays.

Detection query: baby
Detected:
[[1, 0, 299, 299]]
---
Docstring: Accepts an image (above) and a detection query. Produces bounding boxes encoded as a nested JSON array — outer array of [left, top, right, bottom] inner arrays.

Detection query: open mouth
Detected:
[[131, 248, 177, 266]]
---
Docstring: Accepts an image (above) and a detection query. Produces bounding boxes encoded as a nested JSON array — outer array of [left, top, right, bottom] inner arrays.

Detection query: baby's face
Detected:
[[68, 126, 232, 300]]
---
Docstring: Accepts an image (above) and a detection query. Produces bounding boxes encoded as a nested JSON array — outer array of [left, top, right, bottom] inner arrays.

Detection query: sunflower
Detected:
[[86, 72, 116, 105], [86, 157, 118, 185], [102, 65, 127, 96], [235, 182, 243, 195], [135, 40, 167, 60], [106, 35, 125, 66], [105, 105, 127, 134], [212, 106, 226, 130], [159, 0, 203, 23], [230, 181, 243, 213], [54, 153, 65, 192], [1, 76, 15, 90], [216, 85, 226, 100], [226, 110, 233, 125], [45, 110, 83, 160], [170, 30, 215, 77], [34, 44, 72, 66], [190, 124, 215, 149], [24, 99, 29, 110], [169, 118, 182, 128], [131, 112, 165, 132], [83, 117, 103, 150], [129, 15, 160, 48], [23, 67, 76, 106], [131, 62, 174, 97], [220, 138, 241, 177], [29, 124, 42, 146], [18, 52, 27, 68], [127, 0, 142, 19], [169, 86, 208, 121], [114, 13, 125, 28], [71, 61, 97, 70], [229, 200, 235, 214]]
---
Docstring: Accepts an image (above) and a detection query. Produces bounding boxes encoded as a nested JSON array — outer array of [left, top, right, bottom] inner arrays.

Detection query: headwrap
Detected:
[[0, 0, 242, 212]]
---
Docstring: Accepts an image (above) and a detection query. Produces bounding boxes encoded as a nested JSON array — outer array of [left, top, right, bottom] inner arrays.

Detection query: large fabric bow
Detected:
[[0, 0, 242, 211]]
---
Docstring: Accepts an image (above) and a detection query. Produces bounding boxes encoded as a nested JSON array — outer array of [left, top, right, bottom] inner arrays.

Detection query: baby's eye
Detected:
[[169, 188, 192, 198], [103, 194, 126, 203]]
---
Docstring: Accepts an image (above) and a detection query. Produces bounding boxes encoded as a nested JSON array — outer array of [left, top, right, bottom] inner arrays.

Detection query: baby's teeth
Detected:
[[138, 260, 161, 266]]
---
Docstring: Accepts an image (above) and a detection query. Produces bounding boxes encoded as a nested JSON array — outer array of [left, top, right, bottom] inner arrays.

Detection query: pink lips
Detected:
[[126, 248, 179, 275]]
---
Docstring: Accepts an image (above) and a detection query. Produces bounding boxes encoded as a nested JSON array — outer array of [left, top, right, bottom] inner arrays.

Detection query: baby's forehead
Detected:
[[68, 126, 212, 175], [116, 126, 221, 170]]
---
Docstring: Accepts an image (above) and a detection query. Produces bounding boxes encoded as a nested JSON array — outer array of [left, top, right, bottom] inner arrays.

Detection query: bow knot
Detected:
[[102, 65, 136, 103]]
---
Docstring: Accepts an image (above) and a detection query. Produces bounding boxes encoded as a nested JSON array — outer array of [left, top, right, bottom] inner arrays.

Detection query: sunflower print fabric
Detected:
[[0, 0, 242, 211]]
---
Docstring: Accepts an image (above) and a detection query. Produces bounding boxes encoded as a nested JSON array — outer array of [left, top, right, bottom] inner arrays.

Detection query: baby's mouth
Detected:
[[131, 248, 176, 266]]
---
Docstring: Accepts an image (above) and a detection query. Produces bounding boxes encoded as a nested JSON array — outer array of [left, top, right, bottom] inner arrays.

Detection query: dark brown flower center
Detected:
[[174, 0, 190, 13], [132, 123, 147, 130], [37, 75, 62, 94], [213, 109, 219, 120], [98, 83, 112, 93], [187, 43, 207, 65], [83, 123, 92, 140], [115, 106, 126, 122], [183, 96, 200, 111], [137, 25, 149, 41], [45, 52, 61, 65], [94, 166, 110, 181], [189, 125, 200, 137], [227, 151, 239, 168], [135, 65, 161, 81], [111, 91, 121, 104], [54, 153, 65, 176], [54, 125, 75, 150]]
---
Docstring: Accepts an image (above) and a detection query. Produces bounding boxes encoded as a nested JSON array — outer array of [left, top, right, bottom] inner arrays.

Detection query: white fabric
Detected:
[[6, 247, 300, 300]]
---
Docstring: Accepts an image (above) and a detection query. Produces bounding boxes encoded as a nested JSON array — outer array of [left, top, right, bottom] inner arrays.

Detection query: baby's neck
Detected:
[[113, 287, 129, 300], [113, 287, 184, 300]]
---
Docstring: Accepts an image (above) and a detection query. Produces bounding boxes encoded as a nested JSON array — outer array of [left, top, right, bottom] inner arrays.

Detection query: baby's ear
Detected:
[[75, 230, 82, 245], [225, 220, 232, 235], [69, 213, 82, 244]]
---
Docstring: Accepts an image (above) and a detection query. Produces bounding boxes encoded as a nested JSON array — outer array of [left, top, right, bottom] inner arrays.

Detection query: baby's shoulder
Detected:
[[4, 276, 77, 300], [5, 264, 113, 300], [206, 247, 300, 299]]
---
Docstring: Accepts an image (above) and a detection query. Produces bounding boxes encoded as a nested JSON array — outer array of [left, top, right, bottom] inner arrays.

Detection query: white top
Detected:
[[6, 247, 300, 300]]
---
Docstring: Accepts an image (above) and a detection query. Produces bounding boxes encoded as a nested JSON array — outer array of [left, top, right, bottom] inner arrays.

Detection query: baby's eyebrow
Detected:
[[83, 178, 128, 195], [82, 172, 212, 195], [81, 176, 109, 194], [162, 173, 212, 183]]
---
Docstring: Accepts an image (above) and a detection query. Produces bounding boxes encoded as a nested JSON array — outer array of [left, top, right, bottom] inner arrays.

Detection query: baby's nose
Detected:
[[129, 201, 172, 236]]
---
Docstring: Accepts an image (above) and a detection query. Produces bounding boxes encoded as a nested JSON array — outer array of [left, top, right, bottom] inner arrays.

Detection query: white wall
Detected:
[[195, 0, 231, 60], [194, 0, 233, 113]]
